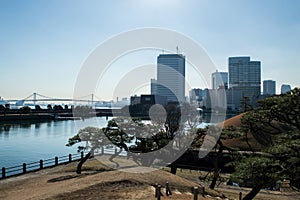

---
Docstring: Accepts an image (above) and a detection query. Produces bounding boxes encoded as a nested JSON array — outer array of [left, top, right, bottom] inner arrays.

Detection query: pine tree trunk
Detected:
[[209, 173, 217, 189], [76, 149, 94, 174], [209, 144, 224, 189], [243, 184, 263, 200], [170, 166, 177, 174]]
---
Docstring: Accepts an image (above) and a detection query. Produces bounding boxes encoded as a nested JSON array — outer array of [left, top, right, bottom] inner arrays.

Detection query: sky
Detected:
[[1, 0, 300, 101]]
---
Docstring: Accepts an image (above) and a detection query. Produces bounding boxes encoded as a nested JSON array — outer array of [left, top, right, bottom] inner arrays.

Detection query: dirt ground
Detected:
[[0, 156, 299, 200], [0, 156, 218, 200], [177, 171, 300, 200]]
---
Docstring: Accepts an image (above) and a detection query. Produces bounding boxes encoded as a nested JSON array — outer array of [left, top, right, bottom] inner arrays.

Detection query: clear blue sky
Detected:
[[1, 0, 299, 100]]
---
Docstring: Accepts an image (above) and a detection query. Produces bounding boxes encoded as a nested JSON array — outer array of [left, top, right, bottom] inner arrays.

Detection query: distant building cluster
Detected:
[[129, 53, 292, 113], [1, 51, 293, 111], [191, 56, 292, 112]]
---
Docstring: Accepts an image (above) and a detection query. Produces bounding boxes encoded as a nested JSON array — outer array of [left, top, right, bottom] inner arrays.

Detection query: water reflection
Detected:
[[46, 121, 53, 127], [0, 120, 54, 133], [0, 117, 112, 168], [35, 123, 41, 129], [0, 125, 7, 132], [20, 123, 31, 129]]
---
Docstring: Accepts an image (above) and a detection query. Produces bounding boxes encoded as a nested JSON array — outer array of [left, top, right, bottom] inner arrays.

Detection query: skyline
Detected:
[[1, 0, 300, 100]]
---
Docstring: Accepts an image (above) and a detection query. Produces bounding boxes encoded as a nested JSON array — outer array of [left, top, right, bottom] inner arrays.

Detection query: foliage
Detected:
[[102, 116, 178, 153], [269, 88, 300, 130], [73, 105, 93, 118], [20, 106, 32, 114], [35, 105, 41, 110], [241, 88, 300, 144], [53, 105, 64, 110], [231, 87, 300, 199], [0, 105, 5, 111], [67, 103, 200, 170], [231, 156, 283, 187], [5, 104, 10, 110], [190, 124, 241, 189], [66, 126, 111, 174], [102, 118, 135, 151], [240, 96, 252, 112], [220, 126, 244, 140], [231, 155, 284, 200], [67, 126, 110, 150], [266, 130, 300, 188]]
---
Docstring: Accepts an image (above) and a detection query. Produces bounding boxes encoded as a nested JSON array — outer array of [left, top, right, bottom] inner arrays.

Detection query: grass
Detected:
[[62, 159, 112, 173]]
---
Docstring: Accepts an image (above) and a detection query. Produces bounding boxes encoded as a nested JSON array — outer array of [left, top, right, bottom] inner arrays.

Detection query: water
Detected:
[[0, 112, 233, 170], [0, 117, 113, 168]]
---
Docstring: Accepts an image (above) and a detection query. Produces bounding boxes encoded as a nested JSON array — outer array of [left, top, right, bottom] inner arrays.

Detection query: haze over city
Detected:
[[1, 0, 299, 100]]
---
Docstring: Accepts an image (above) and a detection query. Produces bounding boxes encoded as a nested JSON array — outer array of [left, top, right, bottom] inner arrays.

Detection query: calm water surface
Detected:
[[0, 113, 231, 169], [0, 117, 113, 168]]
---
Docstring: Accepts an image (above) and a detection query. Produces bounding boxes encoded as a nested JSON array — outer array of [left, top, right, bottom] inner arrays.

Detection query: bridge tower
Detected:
[[91, 93, 94, 105], [33, 93, 37, 105]]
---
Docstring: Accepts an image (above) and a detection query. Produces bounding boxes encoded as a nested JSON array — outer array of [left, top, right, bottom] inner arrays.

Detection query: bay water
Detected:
[[0, 117, 113, 168]]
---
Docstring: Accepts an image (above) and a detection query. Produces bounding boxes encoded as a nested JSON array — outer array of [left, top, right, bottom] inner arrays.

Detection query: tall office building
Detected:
[[212, 70, 228, 89], [281, 84, 291, 94], [156, 54, 185, 102], [150, 78, 157, 95], [228, 56, 261, 110], [263, 80, 276, 95]]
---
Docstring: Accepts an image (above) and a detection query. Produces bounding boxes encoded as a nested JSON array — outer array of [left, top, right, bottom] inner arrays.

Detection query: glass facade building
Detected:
[[281, 84, 291, 94], [263, 80, 276, 95], [228, 56, 261, 109], [156, 54, 185, 102]]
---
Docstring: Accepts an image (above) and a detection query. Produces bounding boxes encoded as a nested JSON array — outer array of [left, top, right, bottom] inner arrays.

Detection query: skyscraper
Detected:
[[228, 56, 261, 109], [150, 78, 157, 95], [212, 70, 228, 89], [263, 80, 276, 95], [156, 54, 185, 102], [281, 84, 291, 94]]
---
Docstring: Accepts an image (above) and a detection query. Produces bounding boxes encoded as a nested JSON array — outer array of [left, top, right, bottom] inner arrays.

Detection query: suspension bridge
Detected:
[[4, 92, 107, 106]]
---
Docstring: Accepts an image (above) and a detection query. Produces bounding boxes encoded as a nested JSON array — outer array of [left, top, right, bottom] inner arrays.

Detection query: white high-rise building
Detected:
[[212, 70, 228, 89], [156, 54, 185, 102], [263, 80, 276, 95]]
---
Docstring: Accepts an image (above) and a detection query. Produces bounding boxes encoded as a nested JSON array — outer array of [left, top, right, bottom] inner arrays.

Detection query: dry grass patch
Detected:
[[62, 158, 112, 173]]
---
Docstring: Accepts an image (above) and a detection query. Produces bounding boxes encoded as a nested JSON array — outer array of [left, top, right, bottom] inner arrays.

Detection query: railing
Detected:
[[0, 147, 127, 179], [1, 152, 84, 179]]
